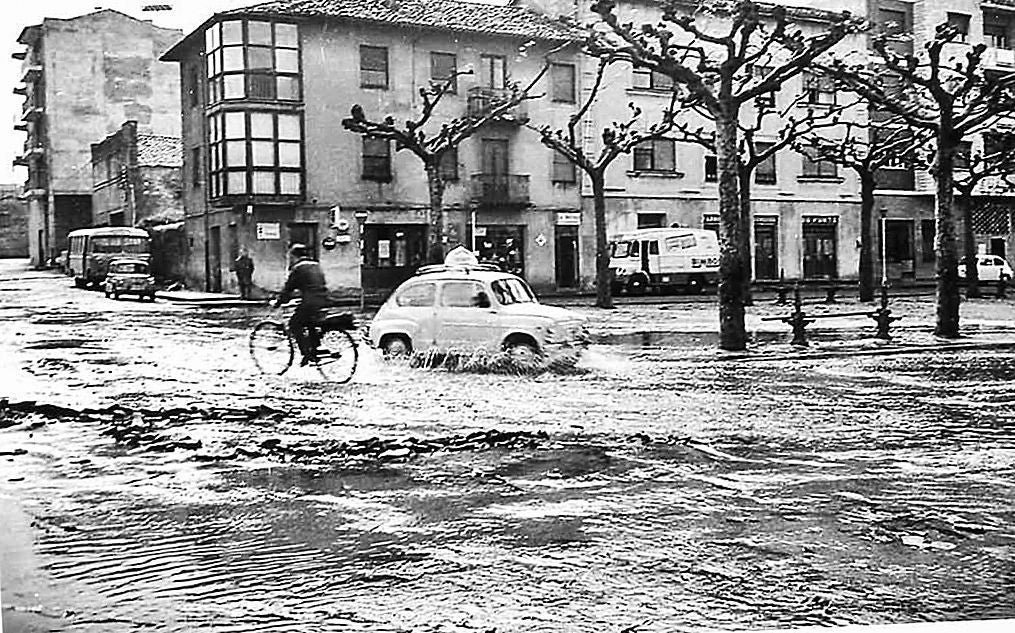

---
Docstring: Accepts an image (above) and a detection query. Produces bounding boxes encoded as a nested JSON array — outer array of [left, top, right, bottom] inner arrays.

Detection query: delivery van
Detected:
[[609, 227, 720, 295]]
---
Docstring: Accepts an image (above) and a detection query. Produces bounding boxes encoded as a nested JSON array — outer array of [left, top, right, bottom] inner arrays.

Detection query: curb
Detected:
[[714, 339, 1015, 363]]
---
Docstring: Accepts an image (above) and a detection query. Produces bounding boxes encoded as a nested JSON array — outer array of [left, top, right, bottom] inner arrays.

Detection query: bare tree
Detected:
[[529, 54, 679, 309], [923, 134, 1015, 298], [795, 117, 928, 301], [827, 24, 1015, 337], [342, 67, 547, 264], [590, 0, 864, 350]]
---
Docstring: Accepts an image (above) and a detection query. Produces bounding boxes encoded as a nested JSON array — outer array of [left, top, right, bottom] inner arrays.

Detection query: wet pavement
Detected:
[[3, 260, 1015, 632]]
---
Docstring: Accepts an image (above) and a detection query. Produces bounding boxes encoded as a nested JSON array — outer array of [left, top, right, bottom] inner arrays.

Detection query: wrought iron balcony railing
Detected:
[[466, 87, 528, 124], [469, 173, 530, 206]]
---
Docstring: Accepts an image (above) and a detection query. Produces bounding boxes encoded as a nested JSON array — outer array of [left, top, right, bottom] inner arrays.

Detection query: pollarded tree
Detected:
[[529, 54, 680, 309], [675, 85, 859, 304], [827, 24, 1015, 337], [590, 0, 865, 351], [794, 117, 928, 302], [342, 67, 547, 264]]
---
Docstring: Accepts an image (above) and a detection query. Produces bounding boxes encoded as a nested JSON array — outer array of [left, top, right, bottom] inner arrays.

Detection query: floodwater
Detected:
[[3, 263, 1015, 632]]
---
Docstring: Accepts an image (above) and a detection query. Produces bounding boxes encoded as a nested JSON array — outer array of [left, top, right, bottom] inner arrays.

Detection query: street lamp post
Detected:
[[354, 209, 369, 312], [880, 207, 889, 288]]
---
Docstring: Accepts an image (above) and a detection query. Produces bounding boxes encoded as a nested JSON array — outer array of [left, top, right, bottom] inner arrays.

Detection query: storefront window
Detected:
[[477, 225, 525, 277]]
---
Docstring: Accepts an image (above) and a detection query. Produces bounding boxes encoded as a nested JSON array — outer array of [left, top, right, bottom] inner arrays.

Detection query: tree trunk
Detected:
[[958, 193, 980, 299], [738, 167, 753, 307], [716, 113, 747, 351], [425, 163, 447, 264], [933, 133, 961, 338], [591, 172, 614, 309], [858, 171, 876, 302]]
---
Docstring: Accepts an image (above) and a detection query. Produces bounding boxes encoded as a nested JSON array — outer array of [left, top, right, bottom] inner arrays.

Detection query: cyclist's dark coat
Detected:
[[280, 258, 330, 359]]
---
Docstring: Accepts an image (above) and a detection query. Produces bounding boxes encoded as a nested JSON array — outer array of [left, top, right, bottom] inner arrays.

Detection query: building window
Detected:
[[954, 141, 972, 170], [984, 13, 1011, 49], [633, 139, 676, 172], [360, 45, 389, 89], [802, 71, 835, 106], [430, 52, 457, 93], [753, 65, 775, 109], [191, 147, 201, 186], [983, 133, 1015, 169], [947, 12, 970, 42], [755, 142, 777, 185], [362, 137, 391, 182], [479, 54, 506, 90], [704, 154, 718, 182], [637, 213, 667, 229], [632, 68, 674, 91], [877, 5, 910, 36], [208, 110, 303, 197], [551, 150, 576, 183], [204, 20, 300, 104], [439, 147, 458, 182], [801, 150, 838, 179], [551, 63, 576, 103]]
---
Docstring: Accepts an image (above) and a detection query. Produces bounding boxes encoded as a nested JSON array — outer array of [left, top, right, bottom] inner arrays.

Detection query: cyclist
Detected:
[[274, 243, 330, 365]]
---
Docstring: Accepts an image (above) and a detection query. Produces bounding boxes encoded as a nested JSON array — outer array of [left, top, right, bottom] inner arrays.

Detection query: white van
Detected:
[[609, 227, 720, 295]]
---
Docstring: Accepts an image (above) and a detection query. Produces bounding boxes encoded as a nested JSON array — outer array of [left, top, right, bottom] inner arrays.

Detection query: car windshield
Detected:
[[112, 262, 148, 274], [490, 278, 536, 305], [92, 236, 149, 254]]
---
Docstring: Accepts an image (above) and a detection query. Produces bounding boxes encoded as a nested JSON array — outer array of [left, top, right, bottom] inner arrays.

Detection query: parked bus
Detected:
[[68, 227, 151, 288], [609, 227, 720, 295]]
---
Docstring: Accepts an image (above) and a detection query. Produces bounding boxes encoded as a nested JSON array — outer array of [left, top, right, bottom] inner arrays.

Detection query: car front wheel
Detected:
[[504, 340, 540, 364], [381, 335, 412, 359]]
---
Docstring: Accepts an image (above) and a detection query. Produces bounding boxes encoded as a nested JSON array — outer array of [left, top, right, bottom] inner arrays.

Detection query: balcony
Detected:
[[20, 100, 43, 121], [13, 86, 25, 96], [470, 173, 530, 206], [11, 50, 26, 61], [14, 123, 27, 132], [466, 87, 528, 125], [20, 64, 42, 83], [983, 46, 1015, 69], [12, 155, 27, 167]]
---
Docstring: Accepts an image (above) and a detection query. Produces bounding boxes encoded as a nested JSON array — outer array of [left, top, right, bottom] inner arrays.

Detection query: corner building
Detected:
[[163, 0, 586, 298]]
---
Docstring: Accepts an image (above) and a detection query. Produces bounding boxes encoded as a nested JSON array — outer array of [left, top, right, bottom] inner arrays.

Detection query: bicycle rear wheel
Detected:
[[314, 329, 358, 383], [250, 320, 294, 375]]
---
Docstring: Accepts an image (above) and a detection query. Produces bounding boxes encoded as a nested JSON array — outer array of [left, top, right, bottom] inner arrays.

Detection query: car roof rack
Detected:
[[415, 263, 502, 276]]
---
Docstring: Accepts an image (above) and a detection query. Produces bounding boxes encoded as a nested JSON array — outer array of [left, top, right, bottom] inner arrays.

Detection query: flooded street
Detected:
[[3, 261, 1015, 632]]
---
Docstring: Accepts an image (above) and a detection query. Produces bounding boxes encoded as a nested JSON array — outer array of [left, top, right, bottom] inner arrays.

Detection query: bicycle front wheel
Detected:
[[249, 320, 294, 375], [315, 329, 358, 384]]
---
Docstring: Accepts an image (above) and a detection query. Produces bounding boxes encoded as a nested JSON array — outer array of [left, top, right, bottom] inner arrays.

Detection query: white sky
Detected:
[[3, 1, 256, 185]]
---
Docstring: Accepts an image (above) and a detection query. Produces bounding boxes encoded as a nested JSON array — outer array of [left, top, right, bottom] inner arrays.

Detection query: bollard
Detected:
[[775, 284, 789, 305], [784, 284, 814, 347], [997, 276, 1009, 299], [824, 285, 839, 304], [869, 284, 900, 340]]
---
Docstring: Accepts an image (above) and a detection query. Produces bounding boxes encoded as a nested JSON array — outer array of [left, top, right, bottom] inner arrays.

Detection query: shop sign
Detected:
[[378, 239, 391, 259], [321, 236, 338, 251], [556, 212, 581, 226], [474, 226, 488, 237], [535, 233, 547, 247], [256, 222, 280, 240]]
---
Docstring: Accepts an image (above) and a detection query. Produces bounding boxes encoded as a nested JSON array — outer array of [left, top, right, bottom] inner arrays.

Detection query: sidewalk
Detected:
[[154, 289, 265, 306]]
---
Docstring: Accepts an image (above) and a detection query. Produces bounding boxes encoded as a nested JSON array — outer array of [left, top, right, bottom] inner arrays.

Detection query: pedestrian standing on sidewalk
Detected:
[[234, 248, 254, 300]]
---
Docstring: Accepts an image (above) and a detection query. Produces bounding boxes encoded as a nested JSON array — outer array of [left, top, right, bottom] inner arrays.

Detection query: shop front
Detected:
[[361, 223, 427, 296]]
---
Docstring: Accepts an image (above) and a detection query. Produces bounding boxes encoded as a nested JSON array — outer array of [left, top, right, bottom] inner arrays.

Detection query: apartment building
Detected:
[[162, 0, 585, 298], [12, 9, 183, 267]]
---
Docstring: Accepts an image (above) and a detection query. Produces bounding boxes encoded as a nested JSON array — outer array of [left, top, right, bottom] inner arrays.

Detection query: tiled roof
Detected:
[[137, 134, 182, 167], [221, 0, 581, 41]]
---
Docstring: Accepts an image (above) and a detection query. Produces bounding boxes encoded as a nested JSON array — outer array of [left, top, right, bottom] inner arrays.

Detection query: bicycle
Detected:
[[249, 303, 359, 383]]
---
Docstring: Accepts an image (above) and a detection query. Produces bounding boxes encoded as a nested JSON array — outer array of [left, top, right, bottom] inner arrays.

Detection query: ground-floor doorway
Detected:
[[802, 217, 838, 279], [208, 225, 222, 293], [555, 225, 579, 288], [477, 225, 525, 278], [754, 217, 778, 280], [362, 224, 427, 295], [884, 219, 915, 280], [287, 223, 318, 261]]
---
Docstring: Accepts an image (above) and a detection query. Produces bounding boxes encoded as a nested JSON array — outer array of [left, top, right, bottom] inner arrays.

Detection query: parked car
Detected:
[[369, 247, 588, 361], [959, 255, 1014, 282], [104, 258, 156, 301]]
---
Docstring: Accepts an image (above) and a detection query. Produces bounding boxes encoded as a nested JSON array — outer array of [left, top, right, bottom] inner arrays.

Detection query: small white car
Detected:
[[959, 255, 1014, 282], [369, 248, 588, 361]]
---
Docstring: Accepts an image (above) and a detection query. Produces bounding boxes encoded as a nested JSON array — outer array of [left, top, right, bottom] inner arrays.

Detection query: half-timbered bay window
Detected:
[[205, 19, 301, 103], [208, 110, 303, 197]]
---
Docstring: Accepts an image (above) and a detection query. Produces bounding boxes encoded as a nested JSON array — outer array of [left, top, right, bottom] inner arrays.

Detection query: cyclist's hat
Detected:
[[289, 243, 308, 258]]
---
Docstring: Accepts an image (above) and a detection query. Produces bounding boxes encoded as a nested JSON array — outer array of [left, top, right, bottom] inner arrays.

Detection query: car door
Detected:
[[980, 257, 1000, 281], [435, 280, 496, 351]]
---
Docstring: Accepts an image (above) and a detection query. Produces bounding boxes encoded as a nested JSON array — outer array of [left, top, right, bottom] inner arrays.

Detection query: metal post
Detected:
[[471, 208, 477, 254], [354, 210, 369, 312], [880, 207, 889, 288]]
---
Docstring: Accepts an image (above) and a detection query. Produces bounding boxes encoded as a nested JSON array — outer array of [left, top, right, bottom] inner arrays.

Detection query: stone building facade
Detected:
[[13, 9, 183, 267], [163, 0, 585, 298]]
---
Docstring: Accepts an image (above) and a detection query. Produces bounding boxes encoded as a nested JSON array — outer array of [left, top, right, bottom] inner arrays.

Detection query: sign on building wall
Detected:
[[556, 212, 581, 226], [256, 222, 281, 240]]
